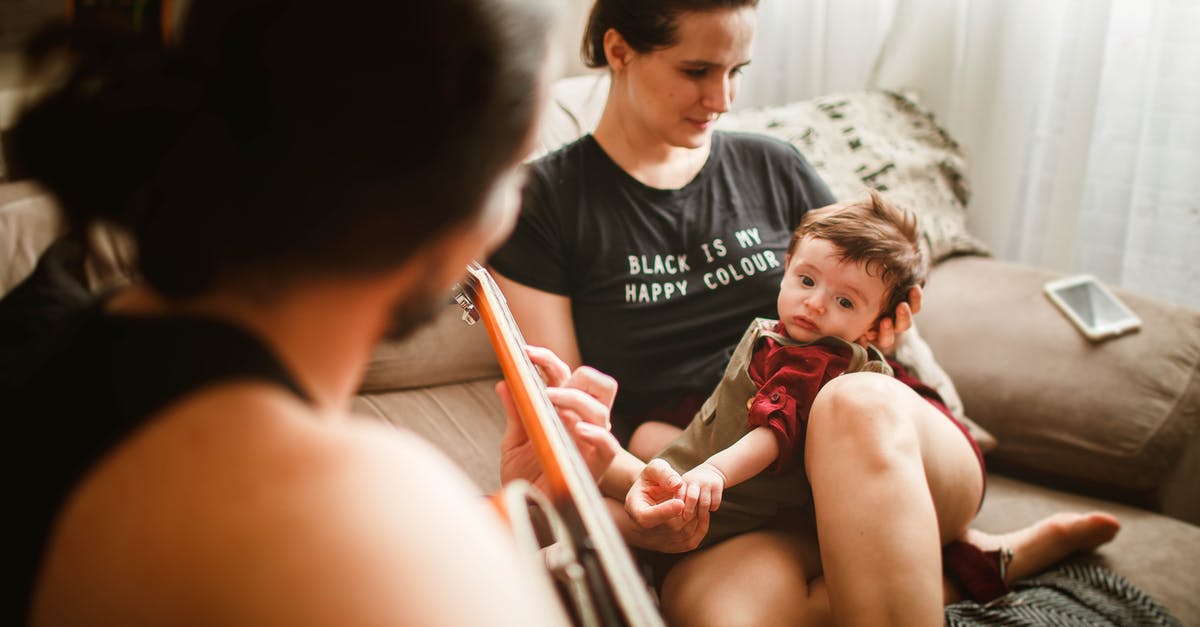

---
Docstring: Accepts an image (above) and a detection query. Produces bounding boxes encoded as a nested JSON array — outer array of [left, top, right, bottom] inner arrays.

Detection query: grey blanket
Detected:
[[945, 563, 1181, 626]]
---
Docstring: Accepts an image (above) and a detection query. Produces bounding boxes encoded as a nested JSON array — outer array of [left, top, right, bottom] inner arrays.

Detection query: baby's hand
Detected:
[[680, 462, 727, 519]]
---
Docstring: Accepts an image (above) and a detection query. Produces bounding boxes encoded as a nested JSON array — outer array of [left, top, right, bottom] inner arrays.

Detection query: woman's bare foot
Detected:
[[964, 511, 1121, 583]]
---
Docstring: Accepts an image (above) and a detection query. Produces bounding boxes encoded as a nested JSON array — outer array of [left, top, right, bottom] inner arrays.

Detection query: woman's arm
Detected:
[[492, 270, 583, 369]]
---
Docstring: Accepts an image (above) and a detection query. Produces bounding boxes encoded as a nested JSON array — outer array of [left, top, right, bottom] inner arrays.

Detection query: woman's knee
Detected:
[[807, 373, 922, 467]]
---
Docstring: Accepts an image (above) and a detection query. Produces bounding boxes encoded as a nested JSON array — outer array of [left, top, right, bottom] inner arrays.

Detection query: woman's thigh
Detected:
[[659, 513, 830, 627], [807, 372, 984, 543]]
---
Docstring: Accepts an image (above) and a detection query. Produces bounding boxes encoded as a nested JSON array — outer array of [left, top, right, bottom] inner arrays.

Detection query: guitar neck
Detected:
[[462, 263, 664, 627]]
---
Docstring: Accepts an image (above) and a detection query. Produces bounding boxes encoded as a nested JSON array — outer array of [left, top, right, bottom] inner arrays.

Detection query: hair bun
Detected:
[[7, 21, 198, 231]]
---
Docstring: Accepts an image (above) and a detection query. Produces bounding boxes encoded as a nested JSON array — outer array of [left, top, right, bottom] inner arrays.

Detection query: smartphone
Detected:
[[1043, 274, 1141, 341]]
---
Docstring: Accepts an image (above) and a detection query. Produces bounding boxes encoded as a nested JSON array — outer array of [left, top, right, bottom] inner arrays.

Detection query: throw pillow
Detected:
[[718, 90, 990, 263]]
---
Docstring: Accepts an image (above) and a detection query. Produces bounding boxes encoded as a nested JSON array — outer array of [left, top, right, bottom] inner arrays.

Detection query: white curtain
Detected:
[[739, 0, 1200, 309]]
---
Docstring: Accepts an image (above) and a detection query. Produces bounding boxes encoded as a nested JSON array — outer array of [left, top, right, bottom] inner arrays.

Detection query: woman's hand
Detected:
[[873, 285, 923, 352], [497, 345, 621, 494], [621, 458, 709, 553]]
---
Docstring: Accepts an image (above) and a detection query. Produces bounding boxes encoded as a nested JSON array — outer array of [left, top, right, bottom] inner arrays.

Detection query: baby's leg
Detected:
[[961, 512, 1120, 585], [629, 421, 684, 461]]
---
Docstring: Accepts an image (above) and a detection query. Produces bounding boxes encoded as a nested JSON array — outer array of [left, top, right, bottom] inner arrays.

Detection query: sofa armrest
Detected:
[[918, 255, 1200, 525]]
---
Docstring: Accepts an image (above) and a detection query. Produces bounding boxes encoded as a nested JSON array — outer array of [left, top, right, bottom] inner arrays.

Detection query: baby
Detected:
[[627, 189, 950, 546]]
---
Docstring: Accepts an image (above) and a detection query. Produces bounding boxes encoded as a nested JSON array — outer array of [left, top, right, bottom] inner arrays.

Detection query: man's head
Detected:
[[777, 190, 926, 344], [10, 0, 556, 304]]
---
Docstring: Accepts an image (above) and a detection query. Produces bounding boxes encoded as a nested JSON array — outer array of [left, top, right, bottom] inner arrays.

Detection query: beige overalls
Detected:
[[656, 318, 892, 546]]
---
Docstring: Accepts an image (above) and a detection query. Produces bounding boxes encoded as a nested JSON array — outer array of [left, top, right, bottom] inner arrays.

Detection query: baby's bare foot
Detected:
[[965, 511, 1120, 583]]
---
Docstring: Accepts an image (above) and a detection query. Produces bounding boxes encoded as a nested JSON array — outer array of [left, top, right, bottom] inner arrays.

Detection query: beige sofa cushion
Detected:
[[353, 378, 506, 493], [976, 474, 1200, 626], [920, 255, 1200, 521], [359, 302, 501, 393]]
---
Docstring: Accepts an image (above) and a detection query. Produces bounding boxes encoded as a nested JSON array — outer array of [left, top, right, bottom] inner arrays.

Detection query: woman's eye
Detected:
[[836, 297, 854, 309], [800, 275, 815, 287], [682, 68, 707, 79]]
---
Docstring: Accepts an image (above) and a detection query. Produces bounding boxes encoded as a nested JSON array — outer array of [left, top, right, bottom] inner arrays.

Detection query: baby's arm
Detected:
[[680, 426, 780, 517]]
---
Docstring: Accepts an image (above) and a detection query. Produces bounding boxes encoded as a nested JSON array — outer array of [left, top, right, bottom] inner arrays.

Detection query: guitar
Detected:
[[455, 262, 665, 627]]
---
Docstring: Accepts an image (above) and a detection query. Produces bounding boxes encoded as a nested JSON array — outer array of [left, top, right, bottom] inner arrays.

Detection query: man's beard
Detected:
[[382, 274, 451, 342]]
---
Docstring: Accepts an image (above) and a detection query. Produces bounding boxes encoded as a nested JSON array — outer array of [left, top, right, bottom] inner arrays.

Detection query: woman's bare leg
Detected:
[[660, 521, 832, 627], [805, 372, 984, 626], [629, 421, 684, 461]]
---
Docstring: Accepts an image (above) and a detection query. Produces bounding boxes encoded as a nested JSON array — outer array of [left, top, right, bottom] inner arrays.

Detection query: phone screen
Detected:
[[1055, 281, 1133, 328]]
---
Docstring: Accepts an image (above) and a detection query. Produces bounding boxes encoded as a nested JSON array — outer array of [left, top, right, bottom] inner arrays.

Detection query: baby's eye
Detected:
[[836, 297, 854, 309], [800, 275, 815, 287]]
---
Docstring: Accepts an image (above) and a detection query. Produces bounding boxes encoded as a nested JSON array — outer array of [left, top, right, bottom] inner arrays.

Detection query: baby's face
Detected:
[[777, 236, 889, 344]]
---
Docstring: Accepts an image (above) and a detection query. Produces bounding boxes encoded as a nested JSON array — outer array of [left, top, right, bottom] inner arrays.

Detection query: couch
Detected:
[[2, 76, 1198, 624]]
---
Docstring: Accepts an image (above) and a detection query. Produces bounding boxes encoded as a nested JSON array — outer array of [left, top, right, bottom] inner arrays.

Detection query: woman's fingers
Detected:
[[893, 301, 914, 335], [573, 421, 619, 480], [645, 458, 684, 495], [907, 284, 923, 316], [632, 496, 685, 527], [563, 366, 618, 414], [545, 387, 611, 429], [524, 345, 572, 387], [495, 381, 526, 446]]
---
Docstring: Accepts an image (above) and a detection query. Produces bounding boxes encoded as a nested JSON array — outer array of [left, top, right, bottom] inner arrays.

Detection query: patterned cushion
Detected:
[[718, 91, 990, 263]]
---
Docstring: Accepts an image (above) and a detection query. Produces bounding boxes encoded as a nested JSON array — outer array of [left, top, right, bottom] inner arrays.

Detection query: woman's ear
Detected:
[[603, 28, 633, 71]]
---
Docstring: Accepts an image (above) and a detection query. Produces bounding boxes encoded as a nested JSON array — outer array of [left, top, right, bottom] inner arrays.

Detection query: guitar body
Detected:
[[457, 263, 665, 627]]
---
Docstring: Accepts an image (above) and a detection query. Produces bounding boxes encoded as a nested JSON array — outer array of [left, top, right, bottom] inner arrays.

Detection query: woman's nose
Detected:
[[702, 74, 733, 113]]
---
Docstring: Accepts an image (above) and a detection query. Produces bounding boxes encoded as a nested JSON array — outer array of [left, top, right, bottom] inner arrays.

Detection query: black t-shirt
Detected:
[[490, 131, 835, 439]]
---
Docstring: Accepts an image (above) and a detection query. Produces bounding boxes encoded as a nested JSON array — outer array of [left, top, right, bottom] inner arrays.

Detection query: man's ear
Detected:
[[603, 28, 634, 71]]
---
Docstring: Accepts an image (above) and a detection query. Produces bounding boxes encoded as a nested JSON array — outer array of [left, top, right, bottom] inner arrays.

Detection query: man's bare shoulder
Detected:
[[33, 384, 564, 627]]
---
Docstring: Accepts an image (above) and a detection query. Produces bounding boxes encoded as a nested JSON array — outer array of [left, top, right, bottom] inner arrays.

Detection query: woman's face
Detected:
[[615, 7, 756, 149]]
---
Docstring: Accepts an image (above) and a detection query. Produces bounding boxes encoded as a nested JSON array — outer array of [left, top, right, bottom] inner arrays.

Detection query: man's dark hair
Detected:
[[9, 0, 553, 298]]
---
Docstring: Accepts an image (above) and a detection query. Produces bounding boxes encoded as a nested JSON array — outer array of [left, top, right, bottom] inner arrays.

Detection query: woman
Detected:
[[491, 1, 1120, 624], [7, 1, 621, 625]]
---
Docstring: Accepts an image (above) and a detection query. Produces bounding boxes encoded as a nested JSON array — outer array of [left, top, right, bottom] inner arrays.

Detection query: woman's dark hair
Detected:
[[7, 0, 552, 298], [581, 0, 758, 68]]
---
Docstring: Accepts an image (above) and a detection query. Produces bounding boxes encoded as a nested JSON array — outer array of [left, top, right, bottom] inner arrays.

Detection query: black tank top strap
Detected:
[[13, 308, 309, 625], [104, 313, 312, 419]]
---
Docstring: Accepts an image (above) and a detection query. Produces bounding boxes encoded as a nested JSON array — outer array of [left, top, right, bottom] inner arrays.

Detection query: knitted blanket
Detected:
[[945, 563, 1181, 626]]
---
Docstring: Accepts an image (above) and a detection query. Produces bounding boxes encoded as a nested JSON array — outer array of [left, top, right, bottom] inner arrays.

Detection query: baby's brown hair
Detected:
[[787, 189, 927, 320]]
